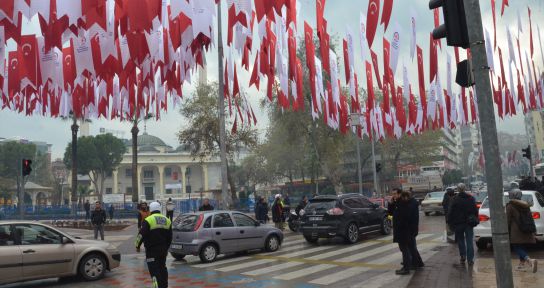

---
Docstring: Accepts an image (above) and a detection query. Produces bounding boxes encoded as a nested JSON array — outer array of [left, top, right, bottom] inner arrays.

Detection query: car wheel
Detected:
[[424, 212, 430, 216], [380, 216, 392, 235], [476, 239, 488, 250], [303, 234, 319, 244], [79, 253, 106, 281], [199, 243, 218, 263], [170, 252, 186, 261], [265, 234, 281, 252], [344, 222, 359, 244], [288, 221, 299, 232]]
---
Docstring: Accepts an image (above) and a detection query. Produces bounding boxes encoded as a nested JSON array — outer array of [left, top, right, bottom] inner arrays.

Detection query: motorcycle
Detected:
[[287, 211, 301, 232]]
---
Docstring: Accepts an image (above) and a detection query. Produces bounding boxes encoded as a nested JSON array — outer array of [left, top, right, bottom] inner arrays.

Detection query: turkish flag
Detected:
[[529, 7, 534, 58], [433, 8, 442, 49], [517, 38, 524, 76], [491, 0, 497, 50], [316, 0, 326, 38], [517, 70, 527, 113], [18, 35, 40, 88], [396, 86, 407, 130], [227, 4, 248, 46], [62, 44, 76, 91], [408, 87, 417, 134], [501, 0, 508, 16], [249, 53, 260, 90], [254, 0, 274, 22], [381, 0, 393, 32], [365, 61, 375, 112], [343, 39, 351, 85], [429, 34, 438, 83], [320, 22, 330, 74], [366, 0, 380, 48], [0, 1, 14, 21], [370, 49, 382, 89], [461, 88, 469, 123], [304, 21, 316, 75], [417, 45, 427, 115], [498, 48, 507, 88], [383, 38, 390, 83], [7, 51, 20, 97], [82, 0, 107, 31]]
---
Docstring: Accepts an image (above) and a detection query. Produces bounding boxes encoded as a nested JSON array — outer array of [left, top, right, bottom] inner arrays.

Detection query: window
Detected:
[[165, 168, 172, 177], [359, 197, 374, 209], [166, 189, 172, 194], [203, 216, 212, 228], [106, 188, 113, 194], [15, 224, 63, 245], [125, 169, 132, 177], [213, 213, 234, 228], [535, 193, 544, 207], [343, 198, 364, 209], [144, 170, 154, 178], [126, 187, 132, 194], [233, 213, 257, 227], [0, 225, 15, 246]]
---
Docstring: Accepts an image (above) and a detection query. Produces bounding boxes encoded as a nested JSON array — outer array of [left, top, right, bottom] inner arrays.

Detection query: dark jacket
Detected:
[[135, 212, 173, 256], [91, 209, 106, 225], [393, 197, 419, 243], [199, 204, 214, 211], [441, 193, 455, 217], [271, 200, 283, 223], [84, 202, 90, 212], [387, 199, 397, 216], [506, 199, 537, 244], [295, 200, 307, 215], [255, 202, 269, 221], [446, 192, 478, 230]]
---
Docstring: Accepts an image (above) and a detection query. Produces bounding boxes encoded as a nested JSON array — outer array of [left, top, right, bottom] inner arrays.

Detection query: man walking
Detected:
[[442, 187, 456, 240], [108, 204, 115, 221], [135, 202, 172, 288], [91, 201, 107, 240], [506, 189, 538, 272], [272, 194, 284, 230], [84, 200, 91, 221], [447, 183, 478, 265], [165, 198, 175, 221]]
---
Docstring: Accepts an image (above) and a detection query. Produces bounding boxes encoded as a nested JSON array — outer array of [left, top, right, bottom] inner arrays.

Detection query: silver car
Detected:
[[169, 211, 283, 263], [0, 221, 120, 285]]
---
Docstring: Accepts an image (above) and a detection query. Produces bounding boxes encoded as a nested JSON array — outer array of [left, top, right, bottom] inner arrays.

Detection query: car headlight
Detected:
[[299, 209, 305, 216]]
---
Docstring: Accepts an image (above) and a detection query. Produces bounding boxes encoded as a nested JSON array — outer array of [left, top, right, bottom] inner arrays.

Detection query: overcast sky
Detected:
[[1, 0, 542, 159]]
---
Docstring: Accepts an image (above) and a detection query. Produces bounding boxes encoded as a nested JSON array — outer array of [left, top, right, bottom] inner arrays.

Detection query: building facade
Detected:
[[524, 111, 544, 163]]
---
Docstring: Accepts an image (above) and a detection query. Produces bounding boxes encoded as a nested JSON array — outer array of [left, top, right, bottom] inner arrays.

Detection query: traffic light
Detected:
[[429, 0, 469, 49], [22, 159, 32, 176], [522, 146, 532, 160], [375, 163, 382, 173]]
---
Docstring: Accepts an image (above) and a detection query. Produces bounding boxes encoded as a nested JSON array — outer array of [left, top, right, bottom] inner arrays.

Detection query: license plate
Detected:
[[309, 217, 322, 221], [170, 244, 183, 249]]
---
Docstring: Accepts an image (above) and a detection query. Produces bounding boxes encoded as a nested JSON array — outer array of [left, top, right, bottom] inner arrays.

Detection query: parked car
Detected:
[[474, 190, 544, 250], [299, 194, 391, 244], [421, 191, 447, 216], [169, 211, 283, 263], [472, 190, 488, 209], [0, 221, 120, 285]]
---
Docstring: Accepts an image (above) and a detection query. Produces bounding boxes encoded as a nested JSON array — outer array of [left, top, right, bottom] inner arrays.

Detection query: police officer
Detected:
[[135, 202, 172, 288]]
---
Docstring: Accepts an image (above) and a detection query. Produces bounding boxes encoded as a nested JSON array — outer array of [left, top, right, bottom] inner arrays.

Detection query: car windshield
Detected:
[[173, 214, 199, 231], [480, 194, 534, 209], [425, 192, 445, 200], [305, 199, 336, 212], [474, 191, 488, 202]]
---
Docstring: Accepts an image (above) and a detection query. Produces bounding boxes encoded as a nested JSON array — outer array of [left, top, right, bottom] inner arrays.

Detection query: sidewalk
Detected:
[[408, 243, 544, 288]]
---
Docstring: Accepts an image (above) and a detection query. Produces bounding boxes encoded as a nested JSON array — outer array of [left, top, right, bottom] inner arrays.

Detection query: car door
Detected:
[[342, 198, 368, 230], [14, 224, 75, 279], [232, 213, 263, 250], [0, 224, 22, 285], [211, 213, 238, 253], [360, 197, 382, 228]]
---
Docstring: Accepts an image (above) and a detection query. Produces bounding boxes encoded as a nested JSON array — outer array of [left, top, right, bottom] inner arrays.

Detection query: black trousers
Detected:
[[146, 253, 168, 288], [398, 241, 413, 270], [166, 211, 174, 221], [410, 237, 423, 267]]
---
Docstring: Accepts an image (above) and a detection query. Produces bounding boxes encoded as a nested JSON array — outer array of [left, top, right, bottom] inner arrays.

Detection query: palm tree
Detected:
[[77, 185, 94, 204]]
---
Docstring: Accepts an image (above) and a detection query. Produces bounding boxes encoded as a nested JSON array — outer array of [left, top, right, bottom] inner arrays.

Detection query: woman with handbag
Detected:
[[447, 183, 479, 265], [506, 189, 538, 273]]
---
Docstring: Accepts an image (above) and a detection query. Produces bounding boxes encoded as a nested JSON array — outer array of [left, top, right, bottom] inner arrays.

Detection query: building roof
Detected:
[[137, 132, 168, 147], [139, 145, 160, 153], [11, 181, 53, 191]]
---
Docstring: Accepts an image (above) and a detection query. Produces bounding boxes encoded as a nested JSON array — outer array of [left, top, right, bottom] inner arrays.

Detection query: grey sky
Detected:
[[1, 0, 541, 159]]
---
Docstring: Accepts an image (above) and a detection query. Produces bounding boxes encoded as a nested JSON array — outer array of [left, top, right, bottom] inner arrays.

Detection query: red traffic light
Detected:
[[22, 159, 32, 176]]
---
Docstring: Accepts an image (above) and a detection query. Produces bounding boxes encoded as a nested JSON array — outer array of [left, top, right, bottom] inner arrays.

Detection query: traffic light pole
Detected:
[[463, 0, 514, 286], [19, 157, 24, 219]]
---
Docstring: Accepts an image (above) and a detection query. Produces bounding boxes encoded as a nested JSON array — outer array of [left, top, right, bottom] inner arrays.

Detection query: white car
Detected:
[[474, 190, 544, 250]]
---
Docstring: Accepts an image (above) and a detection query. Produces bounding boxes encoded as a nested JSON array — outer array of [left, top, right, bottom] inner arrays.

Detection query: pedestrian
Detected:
[[84, 200, 91, 221], [139, 202, 150, 229], [135, 202, 172, 288], [295, 196, 308, 216], [387, 188, 400, 216], [255, 196, 269, 223], [447, 183, 479, 265], [108, 204, 115, 221], [165, 198, 175, 221], [271, 194, 284, 230], [91, 201, 107, 240], [393, 190, 421, 275], [442, 187, 456, 239], [199, 198, 214, 211], [506, 189, 538, 273]]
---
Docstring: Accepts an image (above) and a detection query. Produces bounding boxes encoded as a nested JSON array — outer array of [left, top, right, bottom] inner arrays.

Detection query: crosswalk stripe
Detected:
[[191, 256, 252, 268], [274, 264, 336, 280], [242, 261, 303, 276], [216, 259, 276, 272], [271, 245, 334, 257], [281, 238, 306, 246]]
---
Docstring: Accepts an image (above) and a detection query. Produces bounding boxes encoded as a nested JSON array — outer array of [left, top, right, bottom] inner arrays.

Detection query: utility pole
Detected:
[[18, 157, 24, 219], [463, 0, 514, 286], [371, 130, 379, 196], [71, 118, 79, 218], [217, 1, 231, 209], [349, 114, 363, 195]]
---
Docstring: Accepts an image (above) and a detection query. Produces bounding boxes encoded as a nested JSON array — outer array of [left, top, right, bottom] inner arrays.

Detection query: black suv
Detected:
[[299, 194, 391, 244]]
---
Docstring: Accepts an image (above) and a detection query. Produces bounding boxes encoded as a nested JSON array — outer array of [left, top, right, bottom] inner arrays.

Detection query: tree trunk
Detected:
[[71, 118, 79, 217], [131, 123, 139, 204], [226, 162, 238, 206]]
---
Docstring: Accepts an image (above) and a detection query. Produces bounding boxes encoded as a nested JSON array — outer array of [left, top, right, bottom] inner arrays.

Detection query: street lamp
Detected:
[[349, 113, 379, 197], [348, 114, 364, 196]]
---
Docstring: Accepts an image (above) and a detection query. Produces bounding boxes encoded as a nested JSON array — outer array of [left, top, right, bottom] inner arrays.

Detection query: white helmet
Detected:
[[275, 194, 282, 199], [149, 201, 161, 212]]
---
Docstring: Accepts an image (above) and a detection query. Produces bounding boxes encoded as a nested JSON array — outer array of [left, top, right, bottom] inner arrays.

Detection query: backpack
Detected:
[[516, 206, 537, 234]]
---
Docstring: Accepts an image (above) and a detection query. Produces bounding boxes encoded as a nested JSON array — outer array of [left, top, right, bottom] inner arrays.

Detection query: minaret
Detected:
[[79, 120, 90, 136], [198, 54, 208, 85]]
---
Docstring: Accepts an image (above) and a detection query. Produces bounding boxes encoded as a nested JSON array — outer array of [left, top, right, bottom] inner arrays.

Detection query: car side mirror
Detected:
[[61, 236, 72, 244], [254, 221, 261, 227]]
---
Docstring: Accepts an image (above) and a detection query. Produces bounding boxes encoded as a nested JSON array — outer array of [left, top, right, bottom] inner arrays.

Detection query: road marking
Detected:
[[242, 261, 303, 276], [274, 264, 336, 280], [216, 259, 276, 272], [191, 256, 252, 268], [281, 238, 306, 246], [309, 266, 372, 285]]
